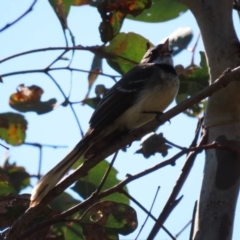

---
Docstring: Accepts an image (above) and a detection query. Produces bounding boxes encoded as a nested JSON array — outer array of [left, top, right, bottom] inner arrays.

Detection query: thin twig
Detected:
[[95, 151, 118, 195], [165, 139, 185, 150], [147, 118, 206, 239], [0, 0, 37, 33], [134, 186, 160, 240], [0, 67, 121, 80], [175, 219, 192, 238], [46, 50, 69, 69], [121, 189, 176, 240], [189, 201, 197, 240], [66, 27, 76, 67], [0, 46, 138, 66], [37, 146, 43, 180], [23, 142, 67, 149], [23, 142, 67, 180], [0, 143, 9, 150], [46, 72, 84, 137], [68, 70, 73, 99], [190, 33, 201, 65]]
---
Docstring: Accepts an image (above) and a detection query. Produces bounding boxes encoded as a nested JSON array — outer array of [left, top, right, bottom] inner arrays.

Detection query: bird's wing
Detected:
[[89, 63, 157, 131]]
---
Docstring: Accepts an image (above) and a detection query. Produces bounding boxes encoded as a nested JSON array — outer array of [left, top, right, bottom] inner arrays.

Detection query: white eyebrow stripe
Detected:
[[117, 87, 137, 93]]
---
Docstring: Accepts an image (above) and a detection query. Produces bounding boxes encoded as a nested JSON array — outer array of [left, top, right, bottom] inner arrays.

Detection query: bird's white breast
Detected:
[[113, 74, 179, 131]]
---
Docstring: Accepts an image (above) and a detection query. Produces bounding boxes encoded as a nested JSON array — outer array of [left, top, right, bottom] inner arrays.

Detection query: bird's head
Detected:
[[141, 39, 173, 66]]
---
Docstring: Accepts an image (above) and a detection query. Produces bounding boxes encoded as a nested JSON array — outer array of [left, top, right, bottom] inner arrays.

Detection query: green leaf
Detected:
[[127, 0, 188, 22], [176, 51, 209, 117], [50, 192, 81, 211], [0, 112, 27, 146], [86, 55, 102, 98], [9, 84, 57, 115], [0, 160, 30, 194], [63, 222, 85, 240], [7, 166, 30, 193], [178, 51, 209, 95], [80, 201, 138, 238], [0, 181, 15, 195], [49, 193, 83, 239], [103, 32, 153, 74], [72, 159, 129, 204]]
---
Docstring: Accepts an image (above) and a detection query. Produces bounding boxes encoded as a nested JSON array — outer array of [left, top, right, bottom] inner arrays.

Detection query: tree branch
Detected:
[[17, 141, 238, 240], [0, 0, 37, 33]]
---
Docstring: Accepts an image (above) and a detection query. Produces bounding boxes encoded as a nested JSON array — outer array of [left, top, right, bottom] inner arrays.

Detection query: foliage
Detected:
[[0, 0, 211, 239]]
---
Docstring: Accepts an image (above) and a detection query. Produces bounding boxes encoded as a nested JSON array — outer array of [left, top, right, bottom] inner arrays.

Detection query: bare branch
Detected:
[[46, 72, 84, 137], [0, 0, 37, 33], [134, 186, 161, 240], [175, 219, 192, 238], [0, 143, 9, 150], [0, 67, 120, 81], [0, 46, 138, 66]]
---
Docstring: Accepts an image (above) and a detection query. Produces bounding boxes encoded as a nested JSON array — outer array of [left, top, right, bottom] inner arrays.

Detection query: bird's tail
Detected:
[[30, 139, 90, 207]]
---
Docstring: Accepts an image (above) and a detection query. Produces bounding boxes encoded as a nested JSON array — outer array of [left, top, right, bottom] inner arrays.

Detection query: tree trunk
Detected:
[[181, 0, 240, 239]]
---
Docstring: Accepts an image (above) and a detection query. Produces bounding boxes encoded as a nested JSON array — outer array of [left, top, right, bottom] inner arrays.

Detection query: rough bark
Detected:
[[181, 0, 240, 239]]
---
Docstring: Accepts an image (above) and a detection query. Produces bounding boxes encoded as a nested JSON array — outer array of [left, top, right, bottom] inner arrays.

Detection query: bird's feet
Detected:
[[142, 111, 170, 123]]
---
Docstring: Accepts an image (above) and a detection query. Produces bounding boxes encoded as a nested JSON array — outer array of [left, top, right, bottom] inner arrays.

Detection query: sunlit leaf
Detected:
[[49, 0, 92, 29], [103, 32, 153, 74], [0, 112, 27, 146], [98, 2, 126, 43], [86, 55, 102, 98], [72, 159, 129, 204], [127, 0, 188, 22], [97, 0, 151, 42], [80, 201, 138, 238], [107, 0, 151, 16], [9, 84, 57, 115]]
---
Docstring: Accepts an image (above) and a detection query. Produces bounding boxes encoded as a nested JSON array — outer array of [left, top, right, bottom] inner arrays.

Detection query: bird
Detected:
[[30, 39, 179, 207]]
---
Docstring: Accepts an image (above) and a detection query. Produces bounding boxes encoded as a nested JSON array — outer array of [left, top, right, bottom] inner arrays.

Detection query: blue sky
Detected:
[[0, 1, 240, 239]]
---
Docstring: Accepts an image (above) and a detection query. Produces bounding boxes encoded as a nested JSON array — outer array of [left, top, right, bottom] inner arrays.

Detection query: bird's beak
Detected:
[[160, 39, 172, 54]]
